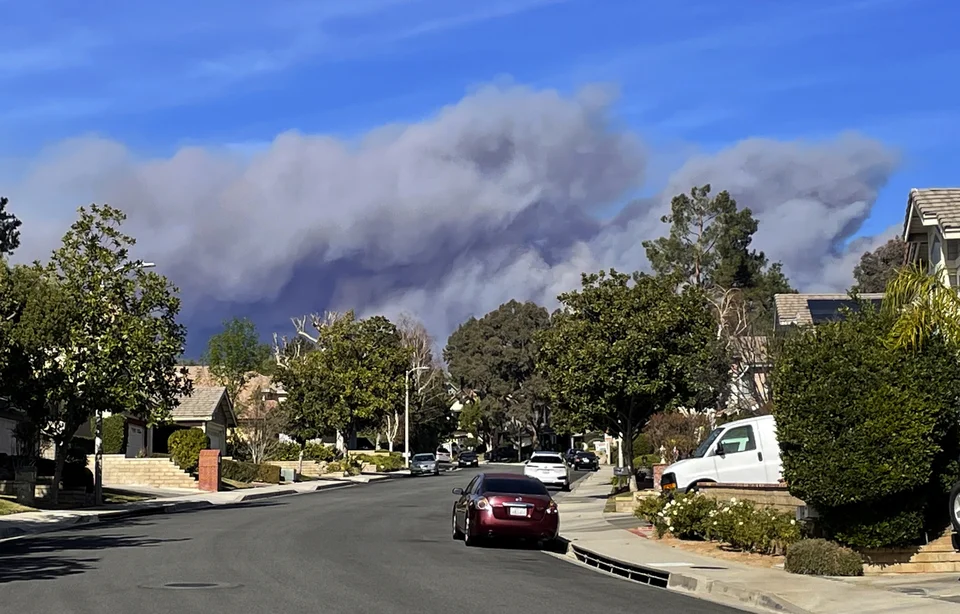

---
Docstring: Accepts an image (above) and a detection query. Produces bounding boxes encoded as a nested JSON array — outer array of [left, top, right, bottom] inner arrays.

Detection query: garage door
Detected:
[[126, 424, 145, 458]]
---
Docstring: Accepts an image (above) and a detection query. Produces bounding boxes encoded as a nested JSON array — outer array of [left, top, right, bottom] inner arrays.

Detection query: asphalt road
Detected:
[[0, 467, 742, 614]]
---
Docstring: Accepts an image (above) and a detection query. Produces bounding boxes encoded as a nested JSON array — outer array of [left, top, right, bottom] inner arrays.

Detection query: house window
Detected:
[[931, 236, 942, 267], [949, 240, 960, 261]]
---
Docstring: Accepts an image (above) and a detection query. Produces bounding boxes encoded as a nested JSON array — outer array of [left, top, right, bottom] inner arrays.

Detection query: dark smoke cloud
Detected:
[[3, 84, 899, 354]]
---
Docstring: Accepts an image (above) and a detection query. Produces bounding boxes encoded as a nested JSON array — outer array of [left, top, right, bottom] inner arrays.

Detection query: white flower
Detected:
[[713, 521, 718, 526], [730, 498, 737, 503], [668, 526, 674, 532], [738, 521, 744, 526], [790, 519, 796, 526]]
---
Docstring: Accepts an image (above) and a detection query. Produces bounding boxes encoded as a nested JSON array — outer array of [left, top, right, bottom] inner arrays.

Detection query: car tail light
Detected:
[[475, 497, 490, 511], [546, 501, 558, 514]]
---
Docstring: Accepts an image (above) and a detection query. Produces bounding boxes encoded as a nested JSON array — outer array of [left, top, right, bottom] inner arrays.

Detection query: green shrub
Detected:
[[167, 428, 209, 474], [635, 493, 800, 555], [785, 539, 863, 576], [101, 415, 127, 455], [270, 441, 302, 461], [706, 498, 801, 555], [304, 443, 336, 462], [772, 307, 960, 548], [221, 459, 281, 484]]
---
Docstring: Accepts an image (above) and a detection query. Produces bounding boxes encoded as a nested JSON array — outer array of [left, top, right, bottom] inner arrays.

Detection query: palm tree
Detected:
[[881, 263, 960, 351]]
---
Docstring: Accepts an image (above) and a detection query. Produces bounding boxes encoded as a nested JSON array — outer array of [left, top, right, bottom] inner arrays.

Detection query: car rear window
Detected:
[[482, 478, 549, 495], [413, 454, 434, 461], [576, 452, 597, 459], [530, 454, 564, 464]]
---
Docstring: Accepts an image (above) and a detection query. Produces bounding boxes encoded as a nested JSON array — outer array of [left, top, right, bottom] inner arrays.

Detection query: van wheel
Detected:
[[949, 482, 960, 533]]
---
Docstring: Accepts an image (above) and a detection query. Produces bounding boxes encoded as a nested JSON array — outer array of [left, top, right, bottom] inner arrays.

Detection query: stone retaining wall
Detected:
[[698, 482, 805, 515], [264, 460, 326, 477], [860, 533, 960, 574], [0, 480, 94, 507]]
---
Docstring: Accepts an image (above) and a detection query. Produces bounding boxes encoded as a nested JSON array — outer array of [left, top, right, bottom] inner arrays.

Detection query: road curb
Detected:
[[560, 541, 811, 614], [0, 477, 376, 546]]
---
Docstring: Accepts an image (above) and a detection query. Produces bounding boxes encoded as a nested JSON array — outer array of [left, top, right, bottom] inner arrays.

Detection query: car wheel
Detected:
[[434, 469, 440, 476], [452, 512, 464, 540], [464, 515, 479, 547], [561, 483, 570, 492], [950, 481, 960, 533]]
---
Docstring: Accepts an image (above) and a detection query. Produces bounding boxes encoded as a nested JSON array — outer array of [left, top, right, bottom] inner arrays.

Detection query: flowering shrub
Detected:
[[636, 493, 801, 555]]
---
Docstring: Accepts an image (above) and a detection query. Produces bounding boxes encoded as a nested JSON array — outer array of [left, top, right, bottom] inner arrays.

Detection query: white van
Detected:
[[660, 415, 782, 493]]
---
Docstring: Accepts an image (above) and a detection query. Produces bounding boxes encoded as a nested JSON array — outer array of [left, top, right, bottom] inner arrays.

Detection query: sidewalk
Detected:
[[556, 467, 959, 614], [0, 473, 393, 542]]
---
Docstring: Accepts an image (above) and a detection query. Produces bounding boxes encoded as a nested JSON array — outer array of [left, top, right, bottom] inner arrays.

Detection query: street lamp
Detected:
[[404, 366, 429, 468], [94, 261, 156, 506]]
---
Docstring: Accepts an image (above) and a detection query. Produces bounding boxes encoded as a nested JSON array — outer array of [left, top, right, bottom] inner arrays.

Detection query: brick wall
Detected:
[[698, 482, 805, 515]]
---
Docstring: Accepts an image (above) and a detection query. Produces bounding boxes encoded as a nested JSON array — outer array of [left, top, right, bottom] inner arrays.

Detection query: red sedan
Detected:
[[451, 473, 559, 547]]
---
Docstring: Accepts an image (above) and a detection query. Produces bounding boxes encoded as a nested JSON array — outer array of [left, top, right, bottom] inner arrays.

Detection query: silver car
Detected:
[[411, 453, 440, 476]]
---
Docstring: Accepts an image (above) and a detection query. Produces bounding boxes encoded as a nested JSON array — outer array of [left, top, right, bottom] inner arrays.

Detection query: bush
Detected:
[[167, 428, 210, 474], [352, 453, 403, 472], [304, 443, 336, 462], [772, 308, 960, 548], [270, 441, 302, 461], [221, 459, 281, 484], [99, 415, 127, 455], [642, 411, 712, 460], [785, 539, 863, 576], [635, 493, 800, 555]]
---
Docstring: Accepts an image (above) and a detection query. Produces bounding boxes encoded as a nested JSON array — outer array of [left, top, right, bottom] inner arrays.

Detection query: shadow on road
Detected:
[[0, 532, 189, 584], [476, 538, 569, 555]]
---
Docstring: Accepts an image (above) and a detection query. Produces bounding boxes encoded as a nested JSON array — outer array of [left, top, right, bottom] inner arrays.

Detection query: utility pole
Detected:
[[94, 261, 155, 506], [404, 366, 429, 468]]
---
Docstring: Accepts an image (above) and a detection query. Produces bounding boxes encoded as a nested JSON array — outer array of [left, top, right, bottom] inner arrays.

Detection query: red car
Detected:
[[451, 472, 559, 547]]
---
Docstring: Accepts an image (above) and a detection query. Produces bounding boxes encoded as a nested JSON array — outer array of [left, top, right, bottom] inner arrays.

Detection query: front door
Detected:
[[713, 424, 763, 484], [126, 424, 145, 458]]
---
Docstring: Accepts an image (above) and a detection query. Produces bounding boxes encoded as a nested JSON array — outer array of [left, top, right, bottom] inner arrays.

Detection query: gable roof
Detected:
[[172, 385, 237, 427], [903, 188, 960, 235], [774, 293, 885, 327]]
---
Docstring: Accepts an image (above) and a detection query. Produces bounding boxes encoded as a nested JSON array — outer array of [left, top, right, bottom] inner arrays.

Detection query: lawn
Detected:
[[0, 498, 37, 515]]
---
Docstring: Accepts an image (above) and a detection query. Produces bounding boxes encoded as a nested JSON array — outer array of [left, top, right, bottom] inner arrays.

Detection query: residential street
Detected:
[[0, 468, 741, 614]]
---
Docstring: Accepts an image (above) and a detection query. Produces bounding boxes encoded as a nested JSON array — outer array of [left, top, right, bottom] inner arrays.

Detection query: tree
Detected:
[[643, 184, 793, 414], [881, 264, 960, 351], [771, 306, 960, 548], [394, 314, 446, 453], [274, 311, 410, 453], [236, 385, 287, 464], [203, 317, 271, 403], [39, 205, 191, 504], [0, 196, 21, 257], [537, 269, 725, 490], [852, 237, 906, 293], [444, 300, 552, 453]]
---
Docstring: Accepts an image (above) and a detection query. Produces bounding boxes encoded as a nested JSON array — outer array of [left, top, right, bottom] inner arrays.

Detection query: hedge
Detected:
[[269, 441, 337, 462], [167, 428, 209, 474], [353, 453, 404, 472], [221, 459, 281, 484], [785, 539, 863, 576], [771, 307, 960, 548], [101, 415, 127, 454]]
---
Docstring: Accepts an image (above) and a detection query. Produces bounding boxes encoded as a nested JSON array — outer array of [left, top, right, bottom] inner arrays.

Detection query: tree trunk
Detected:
[[51, 442, 66, 507], [624, 426, 637, 492], [375, 432, 381, 451]]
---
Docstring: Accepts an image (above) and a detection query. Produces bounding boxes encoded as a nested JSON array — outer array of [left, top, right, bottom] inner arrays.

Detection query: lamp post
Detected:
[[94, 261, 156, 506], [404, 366, 429, 468]]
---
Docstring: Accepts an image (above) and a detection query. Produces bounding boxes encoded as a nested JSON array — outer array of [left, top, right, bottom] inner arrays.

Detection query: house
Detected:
[[76, 384, 238, 457], [773, 293, 885, 330], [726, 335, 772, 414], [902, 187, 960, 281], [0, 401, 21, 456]]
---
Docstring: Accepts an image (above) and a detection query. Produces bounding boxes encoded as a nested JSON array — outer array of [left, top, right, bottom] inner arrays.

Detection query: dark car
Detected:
[[458, 451, 479, 467], [572, 450, 599, 471], [452, 473, 559, 547], [487, 446, 519, 463]]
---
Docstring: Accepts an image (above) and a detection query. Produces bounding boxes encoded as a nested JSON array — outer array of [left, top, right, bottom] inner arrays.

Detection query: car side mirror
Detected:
[[523, 460, 529, 464], [715, 441, 726, 456], [452, 488, 464, 495]]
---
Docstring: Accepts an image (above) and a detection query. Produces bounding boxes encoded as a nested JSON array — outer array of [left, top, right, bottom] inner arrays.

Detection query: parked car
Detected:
[[451, 473, 559, 546], [660, 414, 782, 493], [571, 450, 599, 471], [458, 450, 479, 467], [435, 447, 452, 463], [523, 451, 571, 491], [410, 453, 440, 476], [563, 448, 577, 464], [487, 446, 519, 463]]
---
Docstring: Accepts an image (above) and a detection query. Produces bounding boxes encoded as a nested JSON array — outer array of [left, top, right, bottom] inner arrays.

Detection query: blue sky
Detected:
[[1, 0, 956, 241]]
